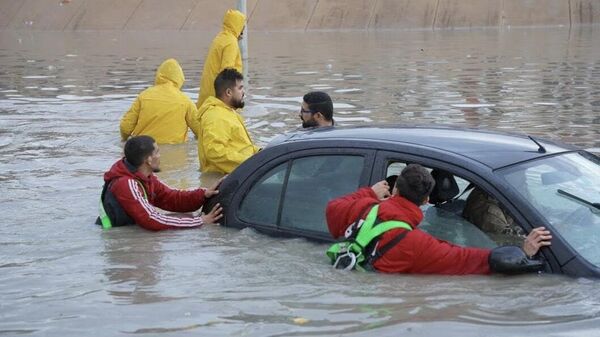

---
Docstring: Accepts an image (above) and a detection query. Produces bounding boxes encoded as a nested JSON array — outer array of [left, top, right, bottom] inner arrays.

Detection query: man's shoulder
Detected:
[[138, 84, 162, 96], [201, 106, 236, 122], [208, 32, 237, 50], [174, 91, 195, 105], [109, 176, 144, 197]]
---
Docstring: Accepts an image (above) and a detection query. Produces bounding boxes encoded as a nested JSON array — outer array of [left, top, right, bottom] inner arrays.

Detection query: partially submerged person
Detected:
[[194, 68, 259, 174], [463, 186, 525, 245], [197, 9, 245, 108], [326, 164, 552, 275], [267, 91, 336, 147], [120, 58, 198, 144], [98, 135, 222, 231], [300, 91, 334, 128]]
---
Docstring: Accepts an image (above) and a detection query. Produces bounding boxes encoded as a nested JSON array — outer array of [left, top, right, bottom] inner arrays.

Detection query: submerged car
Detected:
[[206, 125, 600, 277]]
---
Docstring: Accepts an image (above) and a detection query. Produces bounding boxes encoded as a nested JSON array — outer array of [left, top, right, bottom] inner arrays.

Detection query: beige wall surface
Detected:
[[307, 0, 376, 30], [572, 0, 600, 24], [0, 1, 24, 29], [503, 0, 570, 27], [369, 0, 438, 30], [435, 0, 502, 29], [65, 0, 142, 30], [0, 0, 597, 31]]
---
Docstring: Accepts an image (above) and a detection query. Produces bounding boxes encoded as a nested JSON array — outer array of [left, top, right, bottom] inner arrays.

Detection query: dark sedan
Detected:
[[206, 125, 600, 277]]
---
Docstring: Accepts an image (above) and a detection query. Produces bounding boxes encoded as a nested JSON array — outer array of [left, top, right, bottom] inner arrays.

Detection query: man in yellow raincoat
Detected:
[[194, 68, 259, 174], [120, 58, 198, 144], [196, 9, 245, 108]]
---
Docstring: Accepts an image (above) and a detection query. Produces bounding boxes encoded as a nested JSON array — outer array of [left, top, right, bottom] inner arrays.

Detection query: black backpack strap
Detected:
[[364, 229, 411, 269], [96, 181, 111, 226], [100, 178, 135, 227]]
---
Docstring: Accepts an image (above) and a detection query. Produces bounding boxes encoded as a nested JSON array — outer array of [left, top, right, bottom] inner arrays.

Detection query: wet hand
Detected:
[[371, 180, 391, 200], [201, 203, 223, 224], [522, 226, 552, 257], [204, 176, 226, 198]]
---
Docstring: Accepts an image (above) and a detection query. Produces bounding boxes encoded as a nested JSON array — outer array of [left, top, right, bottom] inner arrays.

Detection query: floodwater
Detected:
[[1, 27, 599, 336]]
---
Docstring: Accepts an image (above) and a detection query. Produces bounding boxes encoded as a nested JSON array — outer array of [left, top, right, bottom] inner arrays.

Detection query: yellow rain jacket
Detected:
[[195, 96, 259, 174], [196, 9, 245, 108], [120, 58, 198, 144]]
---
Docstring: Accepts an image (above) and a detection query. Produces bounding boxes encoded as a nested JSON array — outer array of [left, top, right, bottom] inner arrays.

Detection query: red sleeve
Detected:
[[377, 230, 491, 275], [326, 187, 380, 238], [152, 177, 207, 213], [111, 178, 205, 231]]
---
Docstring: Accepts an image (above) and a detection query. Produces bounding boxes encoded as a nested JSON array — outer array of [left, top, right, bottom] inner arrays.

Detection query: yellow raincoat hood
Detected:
[[196, 9, 246, 108], [195, 96, 259, 173], [154, 58, 185, 89], [222, 9, 246, 38]]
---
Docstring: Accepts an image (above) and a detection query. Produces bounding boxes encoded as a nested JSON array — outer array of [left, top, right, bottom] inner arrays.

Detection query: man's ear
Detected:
[[225, 87, 232, 97]]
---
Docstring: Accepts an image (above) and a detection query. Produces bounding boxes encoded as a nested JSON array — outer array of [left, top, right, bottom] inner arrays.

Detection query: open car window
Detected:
[[385, 161, 523, 249]]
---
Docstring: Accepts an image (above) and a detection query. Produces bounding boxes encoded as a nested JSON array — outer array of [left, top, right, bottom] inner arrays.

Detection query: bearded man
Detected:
[[194, 68, 259, 174]]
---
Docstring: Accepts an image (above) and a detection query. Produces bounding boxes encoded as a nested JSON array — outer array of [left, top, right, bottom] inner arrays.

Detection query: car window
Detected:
[[384, 161, 524, 248], [280, 155, 364, 233], [238, 162, 287, 226], [499, 152, 600, 265]]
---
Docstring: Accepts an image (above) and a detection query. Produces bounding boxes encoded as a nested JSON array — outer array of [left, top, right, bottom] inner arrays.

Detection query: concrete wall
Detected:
[[0, 0, 598, 31]]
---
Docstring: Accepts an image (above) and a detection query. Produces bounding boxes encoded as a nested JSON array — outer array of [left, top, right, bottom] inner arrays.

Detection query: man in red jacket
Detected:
[[98, 135, 222, 231], [326, 164, 552, 275]]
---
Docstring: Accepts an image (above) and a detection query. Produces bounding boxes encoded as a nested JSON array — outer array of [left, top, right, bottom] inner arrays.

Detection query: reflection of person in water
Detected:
[[103, 231, 175, 304], [463, 187, 525, 245]]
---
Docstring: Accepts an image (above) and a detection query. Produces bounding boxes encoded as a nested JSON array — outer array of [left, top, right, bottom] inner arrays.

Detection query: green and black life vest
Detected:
[[97, 179, 147, 229], [326, 204, 412, 271]]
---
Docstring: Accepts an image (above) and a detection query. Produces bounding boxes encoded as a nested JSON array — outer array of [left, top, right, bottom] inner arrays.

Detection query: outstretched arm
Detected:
[[113, 178, 205, 231]]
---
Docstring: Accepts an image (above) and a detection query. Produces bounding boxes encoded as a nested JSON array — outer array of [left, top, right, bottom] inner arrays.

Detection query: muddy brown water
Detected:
[[1, 28, 599, 336]]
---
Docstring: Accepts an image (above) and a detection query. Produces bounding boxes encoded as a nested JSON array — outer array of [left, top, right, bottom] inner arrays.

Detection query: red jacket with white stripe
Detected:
[[103, 158, 207, 231], [326, 187, 491, 275]]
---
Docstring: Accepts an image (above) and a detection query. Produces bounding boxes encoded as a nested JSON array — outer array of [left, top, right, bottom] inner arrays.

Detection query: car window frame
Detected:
[[495, 150, 600, 275], [371, 149, 561, 273]]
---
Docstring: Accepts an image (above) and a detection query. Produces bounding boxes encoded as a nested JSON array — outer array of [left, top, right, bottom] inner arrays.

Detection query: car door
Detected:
[[231, 146, 375, 241], [370, 149, 559, 274]]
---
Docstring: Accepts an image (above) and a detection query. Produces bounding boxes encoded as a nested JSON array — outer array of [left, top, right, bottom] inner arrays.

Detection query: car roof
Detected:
[[267, 124, 579, 169]]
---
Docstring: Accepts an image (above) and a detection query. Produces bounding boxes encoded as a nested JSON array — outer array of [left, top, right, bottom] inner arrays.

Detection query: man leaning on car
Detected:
[[326, 164, 553, 275]]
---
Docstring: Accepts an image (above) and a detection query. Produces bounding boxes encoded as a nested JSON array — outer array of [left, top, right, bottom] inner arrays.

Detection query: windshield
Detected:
[[498, 152, 600, 266]]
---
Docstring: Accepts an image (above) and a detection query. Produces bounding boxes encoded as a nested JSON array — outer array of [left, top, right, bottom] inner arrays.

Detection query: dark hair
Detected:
[[303, 91, 333, 121], [214, 68, 244, 98], [124, 135, 156, 168], [395, 164, 436, 205]]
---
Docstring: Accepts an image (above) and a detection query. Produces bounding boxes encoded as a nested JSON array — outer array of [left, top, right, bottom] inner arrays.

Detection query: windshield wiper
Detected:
[[557, 189, 600, 213]]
